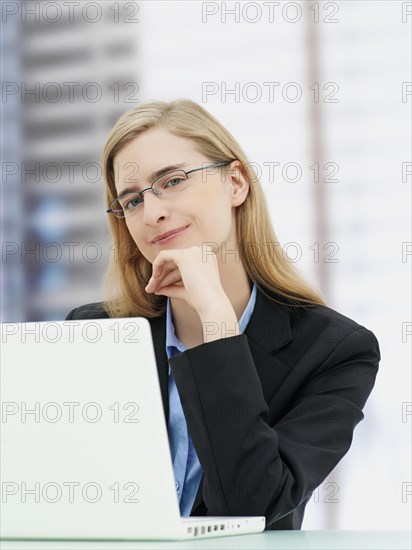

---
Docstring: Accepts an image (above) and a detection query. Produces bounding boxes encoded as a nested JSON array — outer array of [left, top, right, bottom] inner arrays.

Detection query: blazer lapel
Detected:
[[148, 313, 169, 424], [244, 286, 294, 403]]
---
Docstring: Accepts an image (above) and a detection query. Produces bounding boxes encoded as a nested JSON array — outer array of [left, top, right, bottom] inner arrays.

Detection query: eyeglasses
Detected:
[[107, 161, 231, 218]]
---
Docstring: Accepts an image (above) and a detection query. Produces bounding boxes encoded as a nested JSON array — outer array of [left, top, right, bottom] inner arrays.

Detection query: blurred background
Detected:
[[1, 0, 411, 530]]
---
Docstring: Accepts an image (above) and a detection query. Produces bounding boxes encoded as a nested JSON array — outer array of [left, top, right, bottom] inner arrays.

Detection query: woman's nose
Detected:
[[141, 191, 170, 224]]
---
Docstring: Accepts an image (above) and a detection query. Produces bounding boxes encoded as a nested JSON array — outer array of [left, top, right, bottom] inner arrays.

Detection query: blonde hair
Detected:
[[101, 99, 327, 318]]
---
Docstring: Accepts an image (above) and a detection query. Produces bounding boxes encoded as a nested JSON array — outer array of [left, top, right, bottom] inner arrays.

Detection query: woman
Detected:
[[66, 99, 381, 530]]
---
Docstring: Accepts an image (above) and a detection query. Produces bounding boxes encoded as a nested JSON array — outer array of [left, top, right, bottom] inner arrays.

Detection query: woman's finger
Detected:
[[151, 250, 185, 280], [154, 282, 187, 301], [151, 256, 178, 280], [146, 260, 175, 290], [152, 269, 182, 292]]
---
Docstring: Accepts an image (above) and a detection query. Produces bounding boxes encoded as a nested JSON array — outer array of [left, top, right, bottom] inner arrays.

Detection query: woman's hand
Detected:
[[145, 246, 231, 316], [145, 246, 240, 343]]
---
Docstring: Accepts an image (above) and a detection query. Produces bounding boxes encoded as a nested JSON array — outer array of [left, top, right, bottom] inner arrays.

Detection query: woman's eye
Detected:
[[125, 196, 142, 209], [165, 177, 184, 188]]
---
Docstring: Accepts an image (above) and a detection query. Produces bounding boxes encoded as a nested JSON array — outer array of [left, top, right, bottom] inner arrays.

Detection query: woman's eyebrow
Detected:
[[117, 163, 188, 198]]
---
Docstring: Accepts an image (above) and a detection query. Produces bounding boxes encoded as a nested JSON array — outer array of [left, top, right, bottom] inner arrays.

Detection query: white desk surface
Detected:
[[1, 531, 410, 550]]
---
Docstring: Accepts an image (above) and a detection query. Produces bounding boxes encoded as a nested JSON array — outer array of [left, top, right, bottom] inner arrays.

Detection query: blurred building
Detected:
[[1, 1, 140, 321], [2, 10, 25, 322]]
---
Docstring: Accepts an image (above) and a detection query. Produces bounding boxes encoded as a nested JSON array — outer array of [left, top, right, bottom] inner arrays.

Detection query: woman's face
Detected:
[[113, 127, 248, 265]]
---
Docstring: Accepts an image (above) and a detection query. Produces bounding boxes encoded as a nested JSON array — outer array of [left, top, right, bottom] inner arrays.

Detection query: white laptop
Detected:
[[0, 318, 266, 540]]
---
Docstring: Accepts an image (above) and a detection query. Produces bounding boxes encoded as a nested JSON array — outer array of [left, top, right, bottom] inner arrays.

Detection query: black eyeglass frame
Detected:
[[106, 161, 232, 218]]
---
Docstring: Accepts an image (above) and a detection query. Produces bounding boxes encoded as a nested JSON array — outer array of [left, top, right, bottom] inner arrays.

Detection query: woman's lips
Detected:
[[154, 225, 190, 244]]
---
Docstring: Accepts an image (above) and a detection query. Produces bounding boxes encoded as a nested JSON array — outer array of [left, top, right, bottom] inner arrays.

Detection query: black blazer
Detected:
[[65, 286, 380, 530]]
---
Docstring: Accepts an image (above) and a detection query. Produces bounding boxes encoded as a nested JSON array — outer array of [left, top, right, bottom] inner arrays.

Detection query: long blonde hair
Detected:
[[101, 99, 327, 318]]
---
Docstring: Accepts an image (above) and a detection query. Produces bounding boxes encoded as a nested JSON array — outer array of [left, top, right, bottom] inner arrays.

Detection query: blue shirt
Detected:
[[165, 282, 257, 516]]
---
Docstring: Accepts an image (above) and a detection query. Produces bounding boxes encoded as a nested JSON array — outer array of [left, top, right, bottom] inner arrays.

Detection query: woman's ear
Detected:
[[227, 160, 250, 207]]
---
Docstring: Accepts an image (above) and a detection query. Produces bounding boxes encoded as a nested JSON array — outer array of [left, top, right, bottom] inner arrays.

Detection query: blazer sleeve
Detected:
[[168, 327, 380, 527]]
